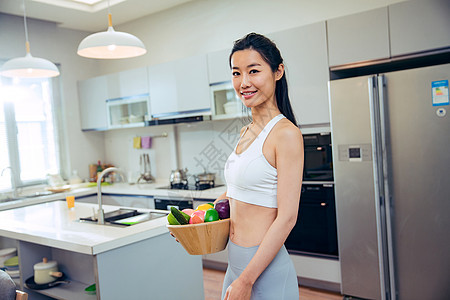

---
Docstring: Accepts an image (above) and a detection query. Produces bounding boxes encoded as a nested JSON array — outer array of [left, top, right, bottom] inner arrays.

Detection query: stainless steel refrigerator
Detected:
[[329, 63, 450, 300]]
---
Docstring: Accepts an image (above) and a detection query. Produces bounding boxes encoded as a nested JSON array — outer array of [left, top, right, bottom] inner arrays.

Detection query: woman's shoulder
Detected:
[[274, 118, 303, 141], [271, 119, 303, 158]]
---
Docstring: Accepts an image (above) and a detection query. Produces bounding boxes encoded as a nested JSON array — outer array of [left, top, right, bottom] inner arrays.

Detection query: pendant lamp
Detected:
[[0, 0, 60, 78], [77, 0, 146, 59]]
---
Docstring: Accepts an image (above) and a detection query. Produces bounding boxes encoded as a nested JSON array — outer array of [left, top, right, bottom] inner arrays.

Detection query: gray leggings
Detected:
[[221, 240, 299, 300]]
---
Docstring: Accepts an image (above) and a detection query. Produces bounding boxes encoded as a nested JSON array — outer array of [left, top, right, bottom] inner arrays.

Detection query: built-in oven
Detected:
[[285, 183, 338, 259], [154, 196, 193, 211], [302, 133, 333, 182], [285, 132, 337, 259]]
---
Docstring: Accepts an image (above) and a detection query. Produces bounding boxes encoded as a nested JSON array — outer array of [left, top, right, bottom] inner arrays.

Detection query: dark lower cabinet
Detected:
[[285, 183, 338, 259]]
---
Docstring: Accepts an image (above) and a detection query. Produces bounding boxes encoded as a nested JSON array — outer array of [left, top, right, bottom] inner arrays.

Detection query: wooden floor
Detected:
[[203, 268, 342, 300]]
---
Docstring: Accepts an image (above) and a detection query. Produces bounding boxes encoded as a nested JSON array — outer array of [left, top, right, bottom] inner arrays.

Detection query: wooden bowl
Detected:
[[167, 218, 230, 255]]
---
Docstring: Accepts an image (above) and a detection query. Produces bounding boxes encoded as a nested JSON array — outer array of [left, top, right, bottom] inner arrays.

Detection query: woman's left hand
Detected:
[[223, 278, 252, 300]]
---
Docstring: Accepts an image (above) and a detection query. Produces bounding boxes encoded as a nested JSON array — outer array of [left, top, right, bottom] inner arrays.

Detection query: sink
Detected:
[[111, 212, 167, 226], [80, 208, 140, 223], [79, 208, 168, 227]]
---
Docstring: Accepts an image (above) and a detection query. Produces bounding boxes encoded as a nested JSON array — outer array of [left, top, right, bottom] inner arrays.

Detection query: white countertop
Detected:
[[101, 182, 226, 200], [0, 182, 227, 211], [0, 186, 95, 211], [0, 201, 170, 255]]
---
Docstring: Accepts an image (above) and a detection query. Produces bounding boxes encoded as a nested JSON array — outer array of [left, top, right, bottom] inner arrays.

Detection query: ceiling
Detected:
[[0, 0, 195, 32]]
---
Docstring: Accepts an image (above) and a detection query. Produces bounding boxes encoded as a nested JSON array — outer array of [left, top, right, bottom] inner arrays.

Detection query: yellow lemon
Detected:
[[196, 203, 214, 211]]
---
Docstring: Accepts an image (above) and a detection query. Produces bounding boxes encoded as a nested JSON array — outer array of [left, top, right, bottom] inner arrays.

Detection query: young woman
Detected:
[[217, 33, 304, 300]]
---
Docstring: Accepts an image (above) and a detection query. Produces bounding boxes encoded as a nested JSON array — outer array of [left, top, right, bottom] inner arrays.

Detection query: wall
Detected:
[[104, 124, 174, 182], [103, 117, 248, 184], [0, 13, 105, 180], [101, 0, 410, 181]]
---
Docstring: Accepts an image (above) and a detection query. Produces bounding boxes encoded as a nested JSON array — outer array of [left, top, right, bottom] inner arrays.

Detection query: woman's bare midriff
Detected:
[[229, 198, 277, 247]]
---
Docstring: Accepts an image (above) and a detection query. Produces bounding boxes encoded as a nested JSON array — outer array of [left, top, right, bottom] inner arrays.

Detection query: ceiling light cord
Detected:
[[22, 0, 31, 54], [107, 0, 111, 19]]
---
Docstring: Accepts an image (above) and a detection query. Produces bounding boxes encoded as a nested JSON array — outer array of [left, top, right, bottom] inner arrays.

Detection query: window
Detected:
[[0, 73, 65, 193]]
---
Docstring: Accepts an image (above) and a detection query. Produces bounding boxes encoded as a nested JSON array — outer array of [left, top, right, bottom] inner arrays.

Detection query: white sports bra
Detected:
[[224, 114, 285, 208]]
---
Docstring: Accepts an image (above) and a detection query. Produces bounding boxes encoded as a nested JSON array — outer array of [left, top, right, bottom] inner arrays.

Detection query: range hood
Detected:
[[145, 108, 211, 126]]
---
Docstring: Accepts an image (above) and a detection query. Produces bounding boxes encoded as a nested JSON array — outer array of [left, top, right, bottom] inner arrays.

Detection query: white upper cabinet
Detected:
[[269, 22, 330, 126], [78, 76, 108, 131], [207, 49, 231, 84], [148, 54, 210, 118], [176, 55, 210, 113], [78, 67, 149, 131], [106, 67, 149, 99], [327, 7, 390, 66], [389, 0, 450, 57], [147, 60, 177, 118]]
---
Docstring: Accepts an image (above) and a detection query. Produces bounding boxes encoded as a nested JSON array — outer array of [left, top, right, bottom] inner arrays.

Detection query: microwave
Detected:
[[302, 132, 333, 182]]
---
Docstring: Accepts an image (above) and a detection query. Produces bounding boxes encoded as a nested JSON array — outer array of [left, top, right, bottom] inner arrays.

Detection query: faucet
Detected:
[[97, 167, 127, 225], [1, 166, 18, 198]]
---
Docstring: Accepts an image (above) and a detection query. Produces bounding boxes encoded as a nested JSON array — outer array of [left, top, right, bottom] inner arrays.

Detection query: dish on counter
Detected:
[[0, 248, 17, 267], [25, 273, 70, 290], [4, 256, 19, 272], [46, 185, 71, 193], [4, 255, 18, 267]]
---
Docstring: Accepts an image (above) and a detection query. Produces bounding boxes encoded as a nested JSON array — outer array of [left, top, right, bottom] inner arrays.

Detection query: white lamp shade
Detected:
[[77, 26, 147, 59], [0, 53, 60, 78]]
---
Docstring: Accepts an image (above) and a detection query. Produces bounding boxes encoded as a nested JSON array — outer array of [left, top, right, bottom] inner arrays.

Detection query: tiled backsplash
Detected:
[[103, 118, 247, 185]]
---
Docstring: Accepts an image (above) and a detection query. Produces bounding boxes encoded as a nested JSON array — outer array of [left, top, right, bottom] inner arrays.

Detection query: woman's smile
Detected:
[[241, 90, 257, 99]]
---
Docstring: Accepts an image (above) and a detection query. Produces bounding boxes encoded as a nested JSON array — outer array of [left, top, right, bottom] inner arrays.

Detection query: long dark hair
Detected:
[[229, 32, 297, 125]]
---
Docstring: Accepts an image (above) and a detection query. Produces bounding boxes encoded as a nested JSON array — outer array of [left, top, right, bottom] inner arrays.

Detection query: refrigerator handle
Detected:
[[368, 75, 390, 300], [377, 75, 397, 300]]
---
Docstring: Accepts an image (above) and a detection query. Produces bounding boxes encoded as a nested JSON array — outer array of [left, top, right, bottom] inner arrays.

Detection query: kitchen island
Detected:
[[0, 201, 204, 300], [0, 182, 341, 293]]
